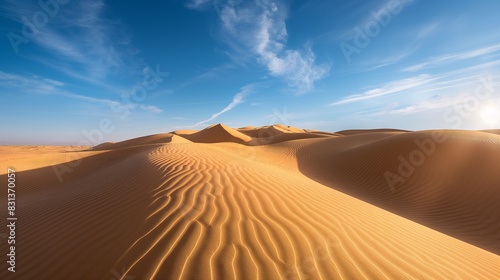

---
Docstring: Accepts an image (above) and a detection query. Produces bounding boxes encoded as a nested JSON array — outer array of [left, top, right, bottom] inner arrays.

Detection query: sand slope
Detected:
[[93, 133, 191, 150], [0, 125, 499, 280], [296, 130, 500, 254], [176, 124, 252, 144], [336, 128, 410, 135], [482, 129, 500, 135]]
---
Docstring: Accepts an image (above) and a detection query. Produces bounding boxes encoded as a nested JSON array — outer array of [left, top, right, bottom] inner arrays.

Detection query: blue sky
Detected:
[[1, 0, 500, 144]]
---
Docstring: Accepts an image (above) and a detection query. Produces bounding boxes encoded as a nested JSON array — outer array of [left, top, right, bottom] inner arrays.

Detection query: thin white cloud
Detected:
[[0, 72, 162, 113], [176, 63, 236, 90], [377, 94, 471, 115], [187, 0, 212, 10], [0, 71, 60, 92], [404, 44, 500, 72], [336, 0, 414, 42], [2, 0, 135, 80], [416, 21, 440, 39], [366, 0, 414, 26], [195, 84, 254, 126], [381, 92, 500, 116], [139, 105, 163, 113], [332, 60, 500, 108], [365, 45, 419, 71], [330, 74, 433, 105], [41, 78, 65, 87], [353, 63, 500, 117], [189, 0, 329, 93], [375, 73, 500, 115]]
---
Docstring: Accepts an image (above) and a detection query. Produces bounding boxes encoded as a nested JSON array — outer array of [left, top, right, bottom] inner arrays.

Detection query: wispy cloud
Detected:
[[404, 44, 500, 72], [175, 63, 236, 90], [364, 20, 440, 70], [365, 0, 414, 26], [137, 105, 163, 114], [0, 71, 162, 113], [0, 71, 62, 93], [374, 73, 500, 116], [416, 21, 440, 39], [379, 91, 500, 116], [195, 84, 254, 126], [331, 60, 500, 107], [343, 61, 500, 118], [187, 0, 212, 10], [364, 46, 419, 71], [375, 94, 470, 115], [188, 0, 329, 93], [2, 0, 137, 81], [336, 0, 414, 42], [330, 74, 433, 105]]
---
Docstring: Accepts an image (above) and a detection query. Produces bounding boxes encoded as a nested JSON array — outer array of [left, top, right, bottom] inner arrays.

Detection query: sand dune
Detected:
[[176, 123, 252, 144], [93, 133, 191, 150], [336, 128, 410, 135], [0, 125, 499, 279], [238, 125, 330, 145], [482, 129, 500, 135], [296, 130, 500, 255], [238, 124, 303, 138], [173, 124, 328, 146]]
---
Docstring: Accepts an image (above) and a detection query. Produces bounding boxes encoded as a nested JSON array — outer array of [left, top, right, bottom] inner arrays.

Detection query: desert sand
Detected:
[[0, 124, 499, 279]]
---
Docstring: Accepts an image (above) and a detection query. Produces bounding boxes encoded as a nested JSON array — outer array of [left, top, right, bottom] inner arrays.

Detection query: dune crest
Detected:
[[176, 123, 252, 144], [93, 133, 191, 150]]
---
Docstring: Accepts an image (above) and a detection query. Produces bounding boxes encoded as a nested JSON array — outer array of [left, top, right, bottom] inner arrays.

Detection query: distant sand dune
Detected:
[[93, 133, 191, 150], [177, 123, 252, 144], [482, 129, 500, 135], [336, 128, 410, 135], [0, 125, 499, 279], [238, 124, 308, 137]]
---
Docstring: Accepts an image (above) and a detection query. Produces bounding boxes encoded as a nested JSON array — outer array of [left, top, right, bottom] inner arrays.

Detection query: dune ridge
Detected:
[[175, 124, 252, 144], [93, 133, 191, 150], [0, 124, 499, 279], [335, 128, 410, 135]]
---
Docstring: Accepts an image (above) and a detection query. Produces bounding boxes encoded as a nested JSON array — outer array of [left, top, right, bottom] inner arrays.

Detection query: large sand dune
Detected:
[[0, 125, 499, 279]]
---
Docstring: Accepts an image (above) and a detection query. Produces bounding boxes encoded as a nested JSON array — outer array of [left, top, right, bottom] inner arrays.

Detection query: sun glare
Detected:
[[481, 106, 499, 124]]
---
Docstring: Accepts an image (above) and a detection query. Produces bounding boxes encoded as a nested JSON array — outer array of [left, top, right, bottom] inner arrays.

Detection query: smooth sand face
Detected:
[[0, 125, 499, 279]]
